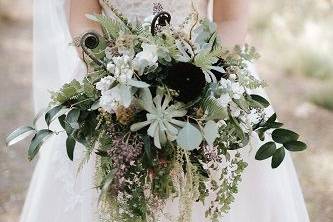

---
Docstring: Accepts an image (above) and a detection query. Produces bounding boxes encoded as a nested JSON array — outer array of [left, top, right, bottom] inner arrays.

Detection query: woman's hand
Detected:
[[70, 0, 102, 55], [213, 0, 249, 47]]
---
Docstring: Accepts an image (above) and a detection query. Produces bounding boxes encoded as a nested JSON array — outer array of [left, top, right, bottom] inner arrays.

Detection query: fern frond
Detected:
[[201, 96, 228, 120], [86, 14, 129, 40], [234, 44, 260, 62], [101, 0, 135, 33], [194, 46, 222, 71]]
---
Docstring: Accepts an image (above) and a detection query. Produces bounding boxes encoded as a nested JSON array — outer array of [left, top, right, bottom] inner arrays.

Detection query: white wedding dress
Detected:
[[21, 0, 310, 221]]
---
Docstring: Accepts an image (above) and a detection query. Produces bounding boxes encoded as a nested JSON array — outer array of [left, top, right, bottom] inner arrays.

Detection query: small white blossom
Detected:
[[217, 94, 232, 107], [99, 55, 150, 111], [106, 62, 116, 74], [112, 55, 134, 83], [229, 74, 237, 80], [219, 78, 232, 90], [229, 102, 241, 117], [231, 82, 245, 99], [105, 46, 114, 60], [96, 76, 115, 92], [99, 89, 121, 113]]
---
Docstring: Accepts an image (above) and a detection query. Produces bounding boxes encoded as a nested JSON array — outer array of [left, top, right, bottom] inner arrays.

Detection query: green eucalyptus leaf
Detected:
[[90, 100, 101, 111], [66, 137, 76, 161], [45, 105, 64, 126], [284, 141, 307, 152], [233, 97, 250, 113], [28, 129, 53, 161], [271, 147, 285, 168], [66, 109, 81, 129], [250, 94, 270, 108], [272, 128, 299, 144], [177, 122, 203, 151], [203, 120, 219, 146], [6, 126, 36, 146], [255, 142, 276, 160]]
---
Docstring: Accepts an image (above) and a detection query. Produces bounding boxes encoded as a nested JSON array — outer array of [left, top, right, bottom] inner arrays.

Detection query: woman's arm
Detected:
[[69, 0, 102, 53], [213, 0, 249, 47]]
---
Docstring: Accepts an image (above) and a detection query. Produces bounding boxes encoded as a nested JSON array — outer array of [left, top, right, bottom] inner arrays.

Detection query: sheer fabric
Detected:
[[21, 0, 309, 221], [21, 0, 98, 221]]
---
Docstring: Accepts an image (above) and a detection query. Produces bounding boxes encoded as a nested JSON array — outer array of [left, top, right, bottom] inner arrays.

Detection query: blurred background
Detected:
[[0, 0, 332, 221]]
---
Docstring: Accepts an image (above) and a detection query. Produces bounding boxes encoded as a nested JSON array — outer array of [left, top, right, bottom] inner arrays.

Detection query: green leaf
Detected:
[[33, 108, 47, 127], [229, 113, 245, 141], [250, 94, 270, 108], [267, 113, 277, 123], [256, 128, 267, 141], [28, 129, 53, 161], [266, 122, 283, 128], [201, 96, 228, 120], [66, 137, 76, 161], [6, 126, 36, 146], [272, 128, 299, 144], [66, 109, 81, 129], [255, 142, 276, 160], [203, 120, 219, 146], [45, 105, 64, 126], [177, 122, 203, 151], [143, 135, 153, 168], [86, 14, 129, 40], [271, 147, 285, 168], [284, 141, 307, 152], [233, 97, 250, 113], [58, 115, 66, 129]]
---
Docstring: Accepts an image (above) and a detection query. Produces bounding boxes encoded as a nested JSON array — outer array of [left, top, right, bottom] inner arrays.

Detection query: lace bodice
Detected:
[[99, 0, 209, 26]]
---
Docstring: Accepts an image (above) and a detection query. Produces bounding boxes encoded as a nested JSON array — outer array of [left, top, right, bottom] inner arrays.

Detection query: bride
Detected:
[[21, 0, 309, 221]]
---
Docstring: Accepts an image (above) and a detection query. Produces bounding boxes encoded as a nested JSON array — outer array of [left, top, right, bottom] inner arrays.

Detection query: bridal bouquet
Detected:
[[7, 2, 307, 222]]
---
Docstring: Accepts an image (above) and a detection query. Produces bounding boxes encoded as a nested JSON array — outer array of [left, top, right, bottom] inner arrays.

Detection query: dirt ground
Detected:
[[0, 2, 332, 222]]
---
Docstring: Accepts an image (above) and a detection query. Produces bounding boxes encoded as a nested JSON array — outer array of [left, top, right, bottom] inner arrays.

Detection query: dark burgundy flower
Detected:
[[165, 62, 206, 103]]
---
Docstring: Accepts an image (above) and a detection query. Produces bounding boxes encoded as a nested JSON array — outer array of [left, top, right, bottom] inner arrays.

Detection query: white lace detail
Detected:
[[99, 0, 209, 25]]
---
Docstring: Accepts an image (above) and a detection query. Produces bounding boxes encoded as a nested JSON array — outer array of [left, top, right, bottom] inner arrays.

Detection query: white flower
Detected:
[[99, 89, 121, 113], [137, 44, 158, 64], [229, 74, 237, 80], [229, 102, 241, 117], [218, 78, 245, 100], [96, 76, 115, 92], [217, 94, 232, 107], [130, 89, 187, 148], [133, 43, 158, 75], [112, 55, 134, 82], [106, 63, 116, 74], [100, 55, 150, 110], [231, 82, 245, 99], [105, 47, 114, 60], [219, 78, 232, 90]]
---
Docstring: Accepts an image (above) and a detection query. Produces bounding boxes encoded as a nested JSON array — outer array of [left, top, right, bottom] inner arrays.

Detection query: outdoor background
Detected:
[[0, 0, 332, 221]]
